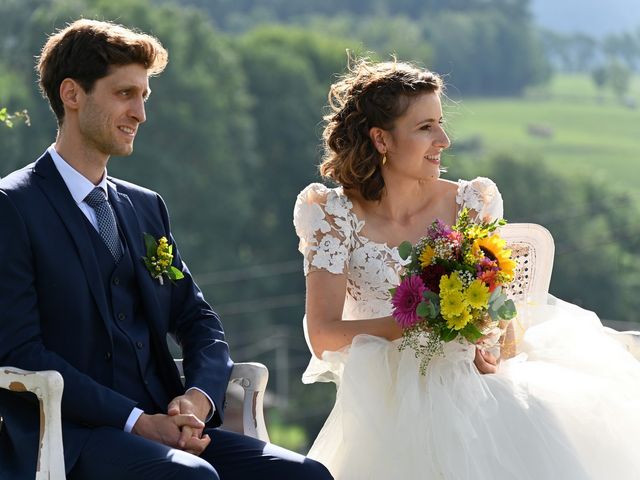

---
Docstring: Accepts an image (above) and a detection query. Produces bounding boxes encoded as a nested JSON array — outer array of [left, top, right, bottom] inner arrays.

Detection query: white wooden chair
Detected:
[[0, 360, 269, 480], [499, 223, 555, 305], [500, 223, 640, 358]]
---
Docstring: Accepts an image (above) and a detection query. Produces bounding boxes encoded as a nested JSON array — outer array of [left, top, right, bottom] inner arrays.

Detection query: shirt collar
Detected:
[[47, 144, 112, 204]]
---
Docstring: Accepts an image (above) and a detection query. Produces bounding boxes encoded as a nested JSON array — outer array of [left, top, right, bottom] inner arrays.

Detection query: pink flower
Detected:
[[427, 218, 452, 241], [447, 231, 462, 244], [391, 275, 426, 328]]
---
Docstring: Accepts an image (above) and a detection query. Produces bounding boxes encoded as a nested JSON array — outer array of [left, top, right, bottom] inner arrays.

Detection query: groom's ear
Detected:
[[59, 78, 82, 112]]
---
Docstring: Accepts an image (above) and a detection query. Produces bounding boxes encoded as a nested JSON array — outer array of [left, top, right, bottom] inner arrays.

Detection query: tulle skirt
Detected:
[[303, 298, 640, 479]]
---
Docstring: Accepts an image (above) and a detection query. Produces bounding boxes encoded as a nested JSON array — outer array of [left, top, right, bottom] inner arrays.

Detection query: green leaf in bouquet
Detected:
[[497, 299, 517, 320], [461, 323, 483, 343], [422, 291, 440, 317], [416, 300, 437, 319], [423, 290, 439, 303], [489, 290, 507, 311], [440, 327, 457, 342], [398, 241, 413, 260], [415, 301, 429, 318], [389, 287, 397, 297], [143, 232, 158, 258], [489, 286, 503, 303]]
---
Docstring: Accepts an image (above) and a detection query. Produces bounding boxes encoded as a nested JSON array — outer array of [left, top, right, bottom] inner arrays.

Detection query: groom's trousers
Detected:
[[68, 426, 332, 480]]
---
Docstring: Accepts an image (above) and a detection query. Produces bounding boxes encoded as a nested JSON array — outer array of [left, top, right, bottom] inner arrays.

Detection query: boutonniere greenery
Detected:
[[142, 233, 184, 285]]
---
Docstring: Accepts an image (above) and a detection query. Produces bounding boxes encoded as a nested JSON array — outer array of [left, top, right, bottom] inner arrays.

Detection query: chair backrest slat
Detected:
[[498, 223, 555, 305]]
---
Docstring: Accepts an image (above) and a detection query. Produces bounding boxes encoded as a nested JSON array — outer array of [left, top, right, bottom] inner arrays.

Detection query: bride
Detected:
[[293, 58, 640, 479]]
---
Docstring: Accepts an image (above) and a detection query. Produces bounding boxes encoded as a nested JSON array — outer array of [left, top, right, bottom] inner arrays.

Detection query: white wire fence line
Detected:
[[194, 260, 301, 287]]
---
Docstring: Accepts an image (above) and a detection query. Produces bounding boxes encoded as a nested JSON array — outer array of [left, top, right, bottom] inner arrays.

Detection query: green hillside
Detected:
[[446, 74, 640, 198]]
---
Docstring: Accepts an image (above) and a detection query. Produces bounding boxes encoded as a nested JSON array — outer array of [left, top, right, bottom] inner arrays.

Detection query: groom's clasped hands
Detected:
[[132, 389, 212, 455]]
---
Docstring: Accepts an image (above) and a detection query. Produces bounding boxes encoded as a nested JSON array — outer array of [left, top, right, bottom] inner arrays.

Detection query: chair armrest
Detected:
[[229, 362, 270, 442], [603, 327, 640, 360], [0, 366, 66, 480], [173, 360, 270, 442]]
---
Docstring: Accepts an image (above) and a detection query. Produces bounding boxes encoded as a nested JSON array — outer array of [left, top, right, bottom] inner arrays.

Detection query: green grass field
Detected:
[[445, 74, 640, 197]]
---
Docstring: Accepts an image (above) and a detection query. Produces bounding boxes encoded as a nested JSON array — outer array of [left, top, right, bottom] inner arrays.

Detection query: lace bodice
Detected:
[[293, 178, 503, 320]]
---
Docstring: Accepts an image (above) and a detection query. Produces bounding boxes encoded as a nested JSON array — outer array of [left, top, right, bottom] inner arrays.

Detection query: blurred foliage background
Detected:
[[2, 0, 640, 452]]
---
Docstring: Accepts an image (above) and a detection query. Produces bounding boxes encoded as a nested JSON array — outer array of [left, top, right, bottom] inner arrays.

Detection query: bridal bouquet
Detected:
[[390, 209, 517, 374]]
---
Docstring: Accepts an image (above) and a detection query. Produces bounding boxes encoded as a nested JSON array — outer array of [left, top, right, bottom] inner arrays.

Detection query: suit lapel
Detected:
[[108, 185, 166, 331], [33, 153, 112, 335]]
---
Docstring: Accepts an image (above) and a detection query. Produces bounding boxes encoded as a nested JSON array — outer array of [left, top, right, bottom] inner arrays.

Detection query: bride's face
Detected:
[[384, 92, 450, 181]]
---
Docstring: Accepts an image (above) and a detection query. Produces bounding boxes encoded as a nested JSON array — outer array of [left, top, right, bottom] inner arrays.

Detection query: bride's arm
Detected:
[[305, 270, 402, 358]]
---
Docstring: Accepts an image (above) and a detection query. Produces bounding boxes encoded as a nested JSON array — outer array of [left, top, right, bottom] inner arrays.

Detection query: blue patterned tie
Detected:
[[84, 188, 123, 262]]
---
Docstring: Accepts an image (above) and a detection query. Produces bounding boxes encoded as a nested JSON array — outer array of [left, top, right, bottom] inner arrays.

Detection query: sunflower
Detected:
[[472, 234, 516, 280]]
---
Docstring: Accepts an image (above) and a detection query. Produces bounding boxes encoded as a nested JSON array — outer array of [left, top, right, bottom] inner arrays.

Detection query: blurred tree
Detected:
[[424, 10, 550, 95], [302, 15, 433, 65], [163, 0, 533, 27], [606, 60, 632, 99], [0, 0, 56, 171], [603, 31, 640, 72], [229, 26, 349, 327], [569, 34, 599, 73], [541, 31, 598, 73], [591, 65, 608, 90], [159, 0, 549, 96]]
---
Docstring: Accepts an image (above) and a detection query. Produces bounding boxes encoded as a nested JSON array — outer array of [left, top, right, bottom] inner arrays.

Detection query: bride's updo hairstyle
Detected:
[[320, 58, 443, 201]]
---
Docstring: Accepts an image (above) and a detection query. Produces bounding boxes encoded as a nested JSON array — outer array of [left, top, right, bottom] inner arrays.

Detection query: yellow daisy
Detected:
[[465, 279, 491, 309], [419, 245, 436, 267], [445, 307, 473, 331], [440, 289, 467, 317], [439, 272, 464, 293]]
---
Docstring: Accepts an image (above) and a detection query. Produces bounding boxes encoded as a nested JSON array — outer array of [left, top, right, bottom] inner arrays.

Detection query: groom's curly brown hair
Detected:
[[37, 18, 168, 124]]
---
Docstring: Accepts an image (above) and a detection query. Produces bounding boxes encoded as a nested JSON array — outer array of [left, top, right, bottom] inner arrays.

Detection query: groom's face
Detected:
[[76, 63, 150, 158]]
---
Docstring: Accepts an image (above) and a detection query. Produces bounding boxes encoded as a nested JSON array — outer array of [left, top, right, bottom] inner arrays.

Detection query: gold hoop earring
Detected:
[[382, 154, 387, 166]]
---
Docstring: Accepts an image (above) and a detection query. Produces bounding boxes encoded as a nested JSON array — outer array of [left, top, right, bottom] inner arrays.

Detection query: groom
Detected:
[[0, 18, 331, 480]]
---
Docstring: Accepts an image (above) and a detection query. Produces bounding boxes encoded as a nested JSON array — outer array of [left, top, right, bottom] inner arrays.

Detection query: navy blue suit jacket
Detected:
[[0, 152, 233, 476]]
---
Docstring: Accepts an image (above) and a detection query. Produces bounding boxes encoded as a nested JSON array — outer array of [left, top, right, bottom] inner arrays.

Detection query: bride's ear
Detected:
[[369, 127, 388, 154]]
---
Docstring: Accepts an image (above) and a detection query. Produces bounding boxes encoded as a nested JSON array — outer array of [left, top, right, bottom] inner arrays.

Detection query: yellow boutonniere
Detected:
[[141, 233, 184, 285]]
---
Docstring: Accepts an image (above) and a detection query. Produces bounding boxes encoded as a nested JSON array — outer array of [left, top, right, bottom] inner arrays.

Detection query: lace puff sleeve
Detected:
[[293, 183, 354, 276], [456, 177, 504, 222]]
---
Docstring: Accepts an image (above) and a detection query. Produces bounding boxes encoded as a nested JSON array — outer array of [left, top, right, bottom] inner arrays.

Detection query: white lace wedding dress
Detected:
[[293, 178, 640, 480]]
